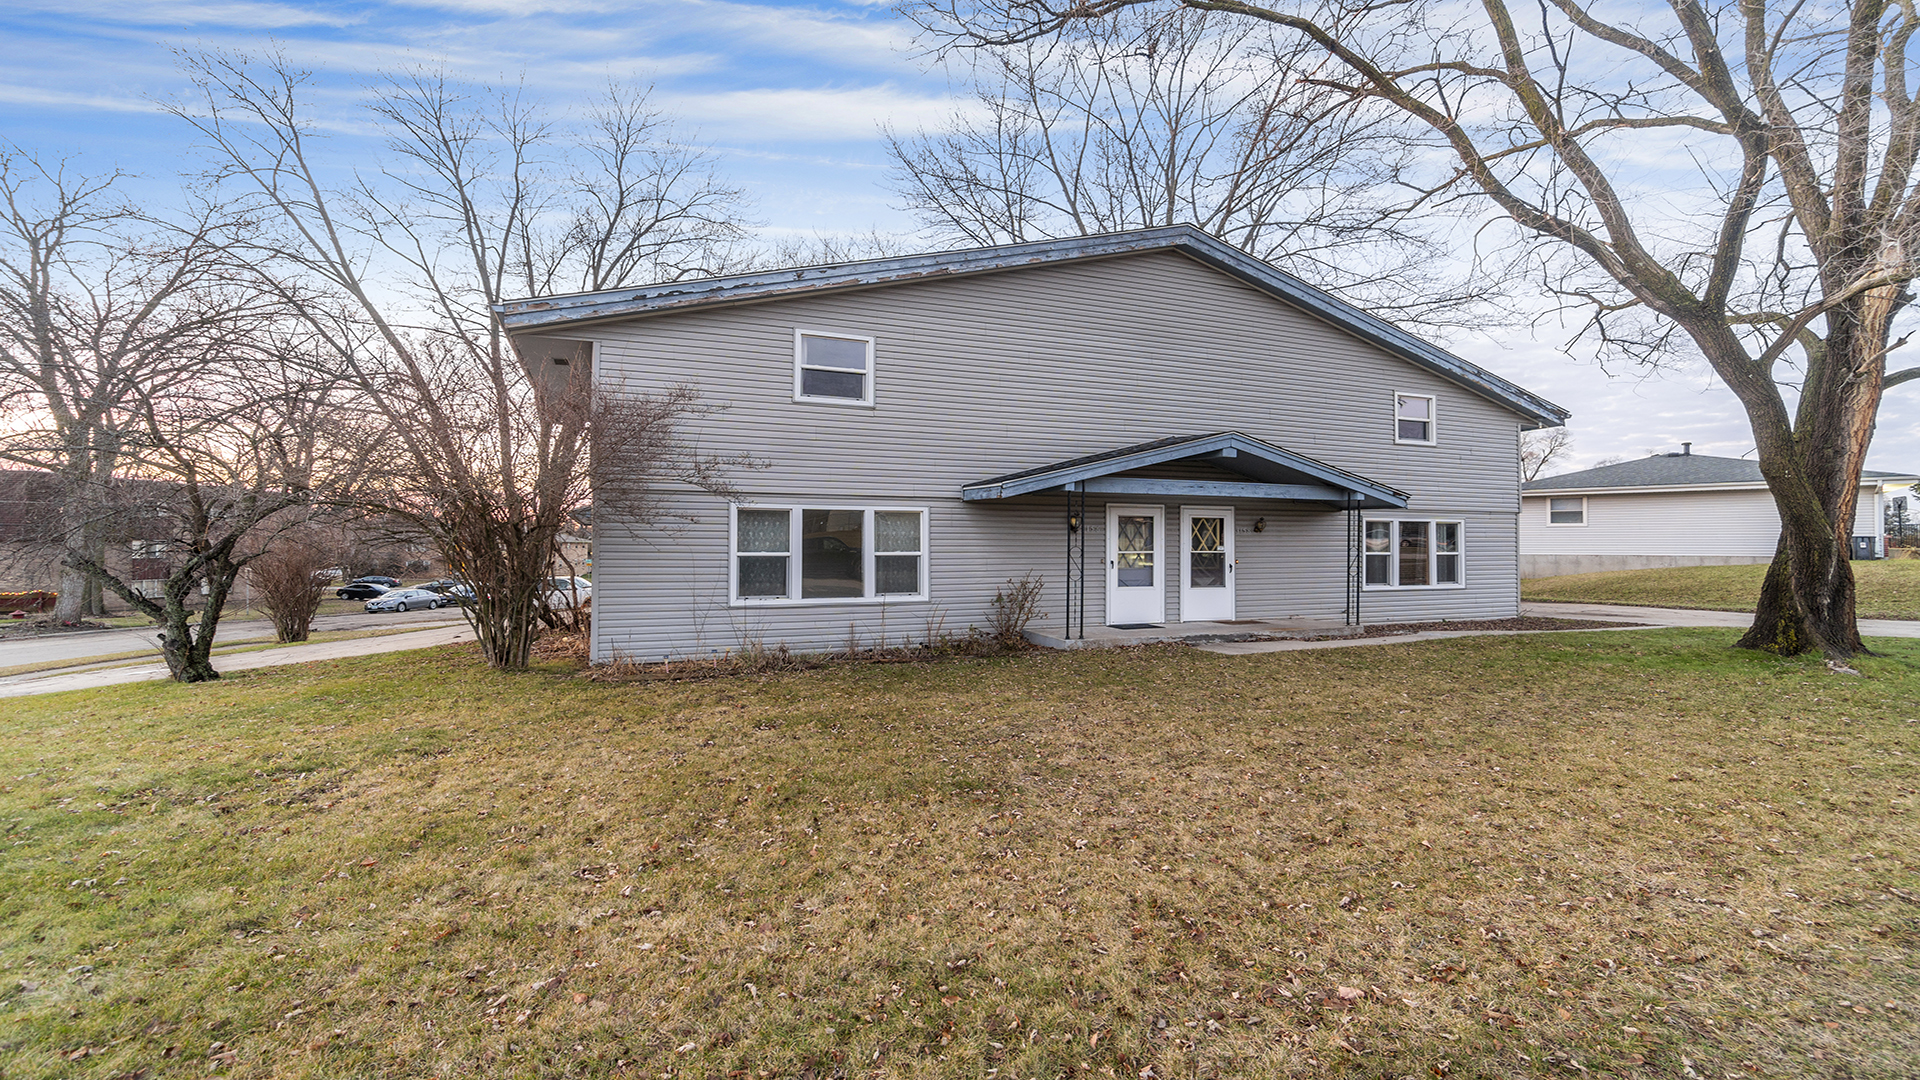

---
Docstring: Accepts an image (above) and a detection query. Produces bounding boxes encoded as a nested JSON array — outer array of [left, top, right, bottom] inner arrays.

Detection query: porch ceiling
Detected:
[[960, 431, 1409, 510]]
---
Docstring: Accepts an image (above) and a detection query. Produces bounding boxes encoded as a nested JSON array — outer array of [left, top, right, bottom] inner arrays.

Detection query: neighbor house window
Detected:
[[1547, 496, 1586, 525], [732, 505, 926, 603], [1395, 393, 1436, 444], [794, 330, 874, 405], [1361, 518, 1464, 588]]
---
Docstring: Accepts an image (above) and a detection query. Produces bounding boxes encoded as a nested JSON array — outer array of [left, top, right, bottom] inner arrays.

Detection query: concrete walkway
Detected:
[[1193, 601, 1920, 656], [0, 623, 475, 699], [1520, 600, 1920, 638]]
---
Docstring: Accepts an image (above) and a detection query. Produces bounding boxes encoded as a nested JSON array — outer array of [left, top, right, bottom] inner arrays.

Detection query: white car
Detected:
[[364, 587, 449, 613], [545, 576, 592, 608]]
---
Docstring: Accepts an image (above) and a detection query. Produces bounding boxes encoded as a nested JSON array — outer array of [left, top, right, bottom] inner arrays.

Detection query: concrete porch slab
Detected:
[[1023, 617, 1365, 650]]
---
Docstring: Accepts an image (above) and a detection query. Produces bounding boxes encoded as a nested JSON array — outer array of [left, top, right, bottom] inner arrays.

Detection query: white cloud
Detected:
[[8, 0, 355, 29], [0, 84, 165, 114], [663, 83, 960, 141]]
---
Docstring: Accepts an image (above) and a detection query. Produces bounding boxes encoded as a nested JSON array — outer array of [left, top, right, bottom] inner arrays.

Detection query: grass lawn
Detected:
[[1523, 560, 1920, 620], [2, 632, 1917, 1079]]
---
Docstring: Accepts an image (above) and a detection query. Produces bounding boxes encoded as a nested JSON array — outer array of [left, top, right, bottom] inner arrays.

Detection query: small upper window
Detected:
[[795, 331, 873, 405], [1395, 393, 1435, 444], [1548, 496, 1586, 525]]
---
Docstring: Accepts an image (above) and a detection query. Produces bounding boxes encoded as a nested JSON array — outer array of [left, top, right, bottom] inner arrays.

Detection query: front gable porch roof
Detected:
[[961, 432, 1409, 510]]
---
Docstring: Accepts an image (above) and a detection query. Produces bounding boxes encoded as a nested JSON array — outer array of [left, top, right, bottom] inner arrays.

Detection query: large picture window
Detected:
[[794, 330, 874, 405], [732, 505, 926, 603], [1362, 518, 1465, 588]]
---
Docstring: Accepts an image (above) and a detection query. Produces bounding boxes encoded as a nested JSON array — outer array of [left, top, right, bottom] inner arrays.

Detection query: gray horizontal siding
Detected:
[[593, 492, 1517, 660], [570, 250, 1526, 660]]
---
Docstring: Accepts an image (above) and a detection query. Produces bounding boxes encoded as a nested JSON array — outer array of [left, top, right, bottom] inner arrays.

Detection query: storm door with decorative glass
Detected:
[[1105, 505, 1165, 625], [1179, 506, 1235, 621]]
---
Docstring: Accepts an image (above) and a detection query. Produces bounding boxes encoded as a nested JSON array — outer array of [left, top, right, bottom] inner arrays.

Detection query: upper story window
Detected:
[[1547, 496, 1586, 525], [794, 330, 874, 405], [1395, 393, 1436, 444]]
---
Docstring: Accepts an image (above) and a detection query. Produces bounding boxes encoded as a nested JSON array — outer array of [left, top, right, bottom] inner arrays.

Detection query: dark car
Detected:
[[350, 575, 402, 588], [336, 581, 392, 600], [416, 578, 467, 595]]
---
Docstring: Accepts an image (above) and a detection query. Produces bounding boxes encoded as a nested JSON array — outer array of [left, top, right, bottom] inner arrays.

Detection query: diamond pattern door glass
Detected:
[[1116, 515, 1155, 587], [1189, 516, 1225, 588]]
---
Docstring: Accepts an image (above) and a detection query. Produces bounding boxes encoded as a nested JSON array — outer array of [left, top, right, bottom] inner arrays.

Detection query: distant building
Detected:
[[1520, 447, 1918, 577]]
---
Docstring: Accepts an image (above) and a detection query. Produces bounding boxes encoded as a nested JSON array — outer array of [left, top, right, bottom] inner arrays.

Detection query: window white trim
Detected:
[[1393, 391, 1437, 445], [792, 329, 875, 407], [1361, 517, 1466, 590], [1545, 496, 1587, 526], [729, 503, 928, 606]]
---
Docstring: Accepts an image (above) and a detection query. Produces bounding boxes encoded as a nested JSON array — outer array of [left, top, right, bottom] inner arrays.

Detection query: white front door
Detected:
[[1180, 506, 1235, 622], [1106, 504, 1165, 626]]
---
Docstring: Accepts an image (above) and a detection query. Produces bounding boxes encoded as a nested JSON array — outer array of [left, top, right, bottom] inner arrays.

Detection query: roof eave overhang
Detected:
[[961, 431, 1409, 510], [1525, 475, 1920, 496], [493, 226, 1568, 430]]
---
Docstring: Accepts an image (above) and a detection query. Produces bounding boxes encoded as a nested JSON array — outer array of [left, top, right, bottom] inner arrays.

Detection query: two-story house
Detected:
[[496, 226, 1568, 663]]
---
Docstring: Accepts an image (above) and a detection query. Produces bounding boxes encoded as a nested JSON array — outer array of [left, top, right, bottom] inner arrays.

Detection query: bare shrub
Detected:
[[989, 572, 1045, 644], [252, 536, 334, 642]]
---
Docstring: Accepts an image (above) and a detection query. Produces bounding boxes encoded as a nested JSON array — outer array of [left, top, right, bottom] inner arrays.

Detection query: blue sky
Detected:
[[3, 0, 1917, 477]]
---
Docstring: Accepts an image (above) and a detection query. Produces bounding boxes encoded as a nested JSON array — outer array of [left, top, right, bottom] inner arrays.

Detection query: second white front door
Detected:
[[1179, 506, 1235, 622], [1106, 504, 1165, 625]]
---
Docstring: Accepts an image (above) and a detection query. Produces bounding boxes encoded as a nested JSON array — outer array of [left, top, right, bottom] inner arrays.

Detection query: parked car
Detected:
[[545, 576, 593, 608], [364, 587, 449, 613], [336, 581, 391, 600], [416, 578, 468, 595], [351, 575, 402, 588]]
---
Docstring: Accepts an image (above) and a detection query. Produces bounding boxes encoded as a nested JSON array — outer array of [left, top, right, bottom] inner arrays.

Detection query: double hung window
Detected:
[[1547, 497, 1586, 525], [1394, 393, 1436, 444], [732, 505, 926, 603], [794, 331, 874, 405], [1362, 518, 1463, 588]]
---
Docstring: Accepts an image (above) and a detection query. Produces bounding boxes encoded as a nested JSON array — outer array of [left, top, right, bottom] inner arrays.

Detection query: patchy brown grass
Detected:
[[1524, 561, 1920, 621], [1, 630, 1917, 1079]]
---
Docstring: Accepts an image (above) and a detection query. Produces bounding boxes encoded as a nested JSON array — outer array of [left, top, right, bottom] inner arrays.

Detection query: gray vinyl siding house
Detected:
[[496, 227, 1568, 663]]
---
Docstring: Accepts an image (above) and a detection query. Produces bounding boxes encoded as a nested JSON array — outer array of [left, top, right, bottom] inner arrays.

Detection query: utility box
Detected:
[[1851, 535, 1878, 560]]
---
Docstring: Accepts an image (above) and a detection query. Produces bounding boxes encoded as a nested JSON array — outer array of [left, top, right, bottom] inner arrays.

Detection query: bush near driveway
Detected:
[[1523, 560, 1920, 621], [2, 631, 1917, 1079]]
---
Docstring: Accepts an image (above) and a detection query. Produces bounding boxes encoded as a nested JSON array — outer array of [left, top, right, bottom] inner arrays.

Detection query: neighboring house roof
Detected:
[[1525, 453, 1920, 494], [494, 225, 1568, 430], [961, 431, 1410, 510]]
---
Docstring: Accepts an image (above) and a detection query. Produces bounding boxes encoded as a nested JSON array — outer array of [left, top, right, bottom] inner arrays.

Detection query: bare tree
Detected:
[[1521, 427, 1572, 481], [0, 151, 277, 622], [890, 7, 1482, 324], [168, 53, 755, 670], [915, 0, 1920, 657], [58, 339, 356, 681]]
